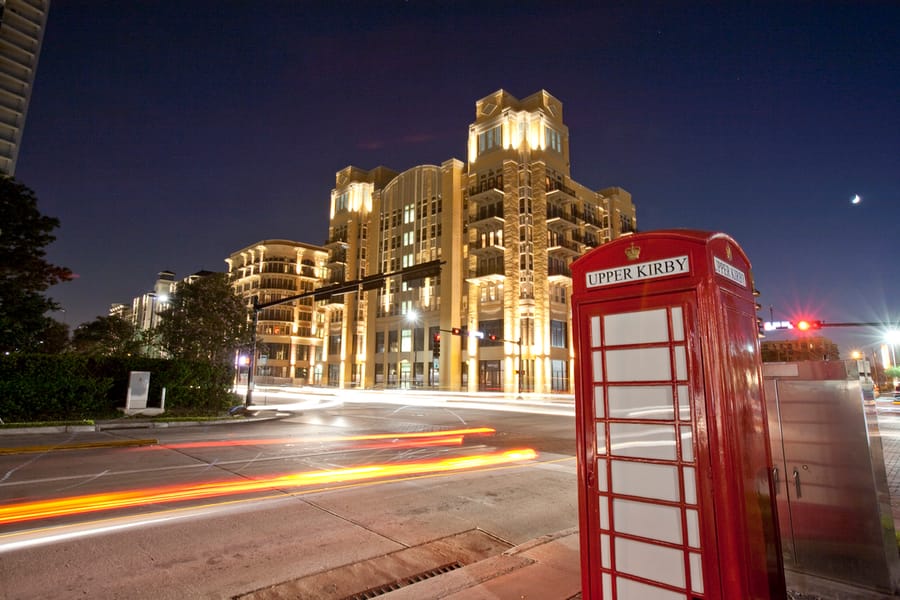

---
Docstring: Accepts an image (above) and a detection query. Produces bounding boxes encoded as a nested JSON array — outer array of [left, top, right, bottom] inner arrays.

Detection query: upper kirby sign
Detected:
[[585, 253, 747, 289], [586, 255, 690, 288]]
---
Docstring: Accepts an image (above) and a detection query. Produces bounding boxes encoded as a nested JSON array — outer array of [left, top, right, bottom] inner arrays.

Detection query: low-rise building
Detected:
[[225, 240, 329, 385], [761, 336, 840, 362]]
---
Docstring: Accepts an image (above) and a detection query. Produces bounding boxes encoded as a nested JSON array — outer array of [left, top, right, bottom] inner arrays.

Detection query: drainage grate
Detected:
[[341, 561, 464, 600]]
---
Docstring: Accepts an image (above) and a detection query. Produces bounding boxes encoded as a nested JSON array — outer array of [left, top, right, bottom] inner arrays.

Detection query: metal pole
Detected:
[[518, 337, 523, 397], [244, 301, 259, 407], [410, 327, 415, 389]]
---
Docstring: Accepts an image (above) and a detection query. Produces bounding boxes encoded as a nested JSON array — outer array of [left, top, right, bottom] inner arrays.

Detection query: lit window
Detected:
[[477, 125, 502, 155], [545, 126, 561, 152], [335, 192, 349, 212]]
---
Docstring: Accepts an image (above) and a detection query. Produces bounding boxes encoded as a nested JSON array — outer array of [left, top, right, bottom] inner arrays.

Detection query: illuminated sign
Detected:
[[585, 255, 689, 288], [713, 256, 747, 288]]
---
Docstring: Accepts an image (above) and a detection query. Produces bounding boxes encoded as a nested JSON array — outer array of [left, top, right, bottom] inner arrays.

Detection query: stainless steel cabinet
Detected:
[[764, 360, 900, 594]]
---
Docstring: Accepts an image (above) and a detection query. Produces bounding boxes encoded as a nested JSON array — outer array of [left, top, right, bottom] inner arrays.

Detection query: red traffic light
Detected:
[[451, 327, 462, 335], [488, 334, 497, 341], [794, 319, 823, 331]]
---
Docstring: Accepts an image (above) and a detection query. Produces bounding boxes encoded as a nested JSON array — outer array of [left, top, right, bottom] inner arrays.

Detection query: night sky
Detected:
[[15, 1, 900, 355]]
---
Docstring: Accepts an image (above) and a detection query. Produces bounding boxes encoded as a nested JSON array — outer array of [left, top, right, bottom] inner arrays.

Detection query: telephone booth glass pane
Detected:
[[590, 315, 601, 345], [593, 385, 605, 418], [671, 306, 685, 341], [606, 347, 670, 381], [611, 460, 679, 502], [607, 385, 674, 420], [609, 423, 677, 460], [592, 350, 604, 382], [615, 537, 686, 587], [613, 498, 683, 544], [596, 458, 607, 492], [677, 384, 691, 420], [690, 552, 704, 593], [599, 496, 609, 529], [681, 426, 694, 461], [686, 508, 701, 547], [674, 345, 688, 379], [604, 308, 669, 345], [617, 578, 685, 600], [683, 466, 697, 504]]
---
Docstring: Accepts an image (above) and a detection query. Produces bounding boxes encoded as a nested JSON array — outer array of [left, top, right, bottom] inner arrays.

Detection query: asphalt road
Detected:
[[0, 399, 579, 599]]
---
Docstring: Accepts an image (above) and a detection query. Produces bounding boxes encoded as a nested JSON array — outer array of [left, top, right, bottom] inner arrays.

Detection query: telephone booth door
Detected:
[[577, 292, 714, 598]]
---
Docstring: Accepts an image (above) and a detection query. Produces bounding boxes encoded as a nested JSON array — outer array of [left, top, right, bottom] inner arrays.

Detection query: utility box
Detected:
[[764, 359, 900, 595], [570, 230, 785, 599]]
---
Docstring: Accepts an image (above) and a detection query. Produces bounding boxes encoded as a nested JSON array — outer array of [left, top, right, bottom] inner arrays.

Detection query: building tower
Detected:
[[0, 0, 50, 176], [324, 166, 397, 388], [462, 90, 636, 394]]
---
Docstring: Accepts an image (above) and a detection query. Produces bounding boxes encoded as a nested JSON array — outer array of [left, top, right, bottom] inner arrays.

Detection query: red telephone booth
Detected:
[[570, 230, 785, 599]]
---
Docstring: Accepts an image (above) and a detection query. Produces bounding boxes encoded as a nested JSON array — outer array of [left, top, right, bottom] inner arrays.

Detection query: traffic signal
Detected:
[[794, 319, 823, 331], [488, 334, 497, 341], [450, 327, 462, 335], [432, 332, 441, 358]]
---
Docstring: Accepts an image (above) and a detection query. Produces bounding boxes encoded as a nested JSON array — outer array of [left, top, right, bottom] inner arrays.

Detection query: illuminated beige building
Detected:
[[0, 0, 50, 176], [321, 90, 636, 394], [226, 240, 329, 384]]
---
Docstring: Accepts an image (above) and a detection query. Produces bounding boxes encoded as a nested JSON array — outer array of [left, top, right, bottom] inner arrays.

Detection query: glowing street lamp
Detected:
[[885, 329, 900, 367]]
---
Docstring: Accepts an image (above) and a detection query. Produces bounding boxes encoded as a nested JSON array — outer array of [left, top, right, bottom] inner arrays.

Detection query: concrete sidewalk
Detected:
[[380, 529, 582, 600]]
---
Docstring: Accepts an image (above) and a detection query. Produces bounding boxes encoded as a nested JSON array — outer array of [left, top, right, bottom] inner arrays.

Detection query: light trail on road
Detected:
[[0, 448, 537, 526], [141, 427, 495, 450]]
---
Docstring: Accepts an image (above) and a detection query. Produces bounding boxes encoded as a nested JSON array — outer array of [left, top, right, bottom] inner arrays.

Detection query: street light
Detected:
[[886, 329, 900, 367]]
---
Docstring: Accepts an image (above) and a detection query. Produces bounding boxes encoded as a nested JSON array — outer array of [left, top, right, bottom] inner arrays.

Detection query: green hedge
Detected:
[[0, 354, 237, 422]]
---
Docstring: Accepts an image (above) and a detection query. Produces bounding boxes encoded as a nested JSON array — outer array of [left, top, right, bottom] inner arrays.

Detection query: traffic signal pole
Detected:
[[443, 327, 523, 397]]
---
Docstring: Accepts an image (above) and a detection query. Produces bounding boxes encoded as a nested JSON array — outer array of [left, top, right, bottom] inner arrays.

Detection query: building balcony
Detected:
[[468, 214, 505, 230], [469, 242, 505, 257], [546, 184, 577, 206], [326, 250, 347, 266], [467, 185, 504, 205], [546, 211, 579, 233], [318, 294, 345, 308], [325, 237, 349, 249], [548, 264, 573, 282], [466, 264, 506, 285], [582, 216, 602, 230], [548, 239, 582, 259]]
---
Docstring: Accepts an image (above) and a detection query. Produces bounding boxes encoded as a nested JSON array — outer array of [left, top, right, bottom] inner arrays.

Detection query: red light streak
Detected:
[[147, 427, 495, 450], [0, 448, 536, 526], [354, 435, 464, 449]]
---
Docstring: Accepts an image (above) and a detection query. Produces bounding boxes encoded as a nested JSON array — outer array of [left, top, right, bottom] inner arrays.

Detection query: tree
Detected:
[[154, 273, 250, 364], [71, 314, 143, 357], [0, 177, 72, 353]]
